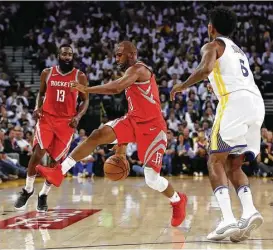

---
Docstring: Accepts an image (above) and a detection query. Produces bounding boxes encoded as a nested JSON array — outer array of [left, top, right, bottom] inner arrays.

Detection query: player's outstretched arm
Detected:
[[170, 42, 218, 101], [71, 66, 140, 95], [33, 68, 50, 120]]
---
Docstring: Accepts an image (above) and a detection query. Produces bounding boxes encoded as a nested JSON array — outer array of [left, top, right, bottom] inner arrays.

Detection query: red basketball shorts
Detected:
[[33, 112, 74, 162], [106, 115, 167, 173]]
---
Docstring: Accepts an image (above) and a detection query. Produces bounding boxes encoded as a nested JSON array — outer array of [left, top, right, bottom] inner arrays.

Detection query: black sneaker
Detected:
[[14, 188, 34, 210], [37, 194, 48, 212]]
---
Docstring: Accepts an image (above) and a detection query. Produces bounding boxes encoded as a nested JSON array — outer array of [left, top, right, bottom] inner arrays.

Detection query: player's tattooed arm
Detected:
[[69, 72, 89, 129], [33, 68, 50, 119], [71, 65, 142, 95], [170, 42, 218, 101]]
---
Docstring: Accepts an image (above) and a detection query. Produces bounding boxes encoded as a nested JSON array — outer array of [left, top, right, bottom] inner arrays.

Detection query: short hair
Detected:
[[58, 44, 73, 54], [209, 7, 237, 37]]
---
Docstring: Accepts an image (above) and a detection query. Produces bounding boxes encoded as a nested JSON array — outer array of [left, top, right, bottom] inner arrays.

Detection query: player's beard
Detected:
[[58, 59, 74, 73], [117, 60, 129, 72]]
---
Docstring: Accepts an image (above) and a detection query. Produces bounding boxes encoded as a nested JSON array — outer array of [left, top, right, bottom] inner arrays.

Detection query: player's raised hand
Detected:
[[71, 81, 87, 93], [170, 83, 186, 101]]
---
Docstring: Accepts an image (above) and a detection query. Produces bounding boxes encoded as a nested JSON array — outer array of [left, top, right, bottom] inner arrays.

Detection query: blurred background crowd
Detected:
[[0, 1, 273, 183]]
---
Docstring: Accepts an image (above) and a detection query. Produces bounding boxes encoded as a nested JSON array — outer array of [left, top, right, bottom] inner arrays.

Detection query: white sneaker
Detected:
[[207, 220, 240, 241], [230, 212, 263, 242], [199, 172, 203, 177], [193, 172, 198, 176]]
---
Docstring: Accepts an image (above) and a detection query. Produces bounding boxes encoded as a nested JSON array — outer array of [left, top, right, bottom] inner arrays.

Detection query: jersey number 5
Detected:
[[57, 90, 65, 102], [239, 59, 249, 77]]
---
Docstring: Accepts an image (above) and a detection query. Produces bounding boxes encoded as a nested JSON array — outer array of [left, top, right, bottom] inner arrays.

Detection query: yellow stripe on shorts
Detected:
[[211, 61, 229, 150]]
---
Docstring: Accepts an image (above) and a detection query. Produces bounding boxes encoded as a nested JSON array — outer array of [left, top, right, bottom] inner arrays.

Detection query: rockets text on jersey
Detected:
[[42, 66, 79, 117]]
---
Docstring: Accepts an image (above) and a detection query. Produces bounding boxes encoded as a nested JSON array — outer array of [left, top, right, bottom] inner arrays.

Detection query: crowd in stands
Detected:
[[1, 2, 273, 183]]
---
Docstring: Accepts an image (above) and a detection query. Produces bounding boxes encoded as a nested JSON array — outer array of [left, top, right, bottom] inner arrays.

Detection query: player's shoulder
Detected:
[[130, 61, 152, 73], [77, 70, 86, 77], [201, 41, 219, 50], [41, 67, 52, 74], [40, 67, 53, 79]]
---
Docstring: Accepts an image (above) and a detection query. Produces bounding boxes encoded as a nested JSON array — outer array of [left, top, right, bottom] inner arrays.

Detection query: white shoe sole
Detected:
[[14, 191, 34, 211], [207, 227, 240, 241], [230, 214, 264, 243]]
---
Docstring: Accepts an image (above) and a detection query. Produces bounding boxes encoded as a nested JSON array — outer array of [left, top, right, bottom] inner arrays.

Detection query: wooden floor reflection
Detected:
[[0, 176, 272, 249]]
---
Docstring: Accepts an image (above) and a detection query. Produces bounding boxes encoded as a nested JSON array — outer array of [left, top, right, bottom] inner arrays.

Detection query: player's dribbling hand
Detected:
[[170, 83, 186, 101], [69, 115, 80, 128], [33, 107, 43, 120], [70, 81, 87, 93]]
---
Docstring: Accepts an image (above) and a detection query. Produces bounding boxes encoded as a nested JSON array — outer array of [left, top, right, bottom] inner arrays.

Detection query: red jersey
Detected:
[[42, 66, 79, 117], [125, 62, 164, 124]]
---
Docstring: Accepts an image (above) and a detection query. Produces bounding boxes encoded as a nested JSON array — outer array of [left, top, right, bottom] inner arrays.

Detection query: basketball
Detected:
[[104, 155, 130, 181]]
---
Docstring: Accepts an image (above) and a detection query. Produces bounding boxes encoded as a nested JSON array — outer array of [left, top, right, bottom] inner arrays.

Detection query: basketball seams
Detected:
[[104, 155, 129, 181]]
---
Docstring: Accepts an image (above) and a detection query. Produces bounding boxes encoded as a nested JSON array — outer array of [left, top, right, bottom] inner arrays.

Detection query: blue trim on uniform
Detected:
[[209, 144, 247, 154], [214, 185, 228, 194], [236, 185, 250, 195], [229, 150, 256, 162]]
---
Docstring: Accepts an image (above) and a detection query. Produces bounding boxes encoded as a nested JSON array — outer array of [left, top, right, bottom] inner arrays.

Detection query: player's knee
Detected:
[[144, 167, 168, 192], [207, 155, 225, 176], [89, 129, 103, 142]]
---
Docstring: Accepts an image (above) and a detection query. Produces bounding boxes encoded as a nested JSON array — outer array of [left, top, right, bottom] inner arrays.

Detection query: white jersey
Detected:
[[208, 37, 261, 100]]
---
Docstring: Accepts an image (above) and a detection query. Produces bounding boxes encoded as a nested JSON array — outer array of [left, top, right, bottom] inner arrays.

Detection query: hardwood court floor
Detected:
[[0, 176, 272, 250]]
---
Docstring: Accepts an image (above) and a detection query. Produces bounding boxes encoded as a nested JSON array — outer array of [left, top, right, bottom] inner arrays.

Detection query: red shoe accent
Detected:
[[36, 164, 64, 187], [171, 192, 188, 227]]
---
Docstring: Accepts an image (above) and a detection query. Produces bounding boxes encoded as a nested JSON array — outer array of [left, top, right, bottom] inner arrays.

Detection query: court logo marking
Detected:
[[0, 209, 101, 229]]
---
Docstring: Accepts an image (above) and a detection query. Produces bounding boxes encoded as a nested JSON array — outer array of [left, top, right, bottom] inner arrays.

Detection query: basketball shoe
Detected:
[[37, 194, 48, 212], [230, 212, 263, 242], [36, 164, 64, 187], [171, 192, 188, 227], [207, 220, 240, 241], [14, 188, 34, 210]]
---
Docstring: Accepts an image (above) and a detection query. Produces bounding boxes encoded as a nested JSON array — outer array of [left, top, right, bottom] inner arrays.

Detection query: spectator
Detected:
[[192, 130, 208, 176], [163, 129, 176, 176]]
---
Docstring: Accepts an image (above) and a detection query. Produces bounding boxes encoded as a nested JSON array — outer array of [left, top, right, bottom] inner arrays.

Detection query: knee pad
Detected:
[[144, 167, 168, 192]]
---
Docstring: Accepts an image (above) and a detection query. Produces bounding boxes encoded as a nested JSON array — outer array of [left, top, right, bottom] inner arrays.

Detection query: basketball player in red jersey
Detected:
[[14, 44, 89, 212], [37, 41, 187, 227]]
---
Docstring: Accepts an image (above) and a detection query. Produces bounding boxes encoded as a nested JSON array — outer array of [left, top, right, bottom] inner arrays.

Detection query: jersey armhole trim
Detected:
[[135, 80, 150, 85], [75, 69, 79, 82]]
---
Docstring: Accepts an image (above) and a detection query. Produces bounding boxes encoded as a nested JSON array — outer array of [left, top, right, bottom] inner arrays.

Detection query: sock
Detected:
[[237, 185, 257, 219], [25, 175, 36, 193], [39, 181, 52, 196], [61, 156, 76, 175], [214, 186, 236, 223], [169, 191, 181, 203]]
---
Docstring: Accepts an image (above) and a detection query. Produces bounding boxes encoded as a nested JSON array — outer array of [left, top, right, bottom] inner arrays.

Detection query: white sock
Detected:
[[25, 175, 36, 193], [169, 191, 181, 203], [61, 156, 76, 175], [237, 185, 257, 219], [39, 181, 52, 196], [214, 186, 236, 223]]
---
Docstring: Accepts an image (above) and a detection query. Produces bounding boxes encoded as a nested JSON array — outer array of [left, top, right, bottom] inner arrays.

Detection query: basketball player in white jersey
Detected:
[[171, 7, 264, 241]]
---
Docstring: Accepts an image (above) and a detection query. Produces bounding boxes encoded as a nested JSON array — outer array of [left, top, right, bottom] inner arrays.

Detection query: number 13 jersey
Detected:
[[207, 37, 262, 100], [42, 66, 79, 117]]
